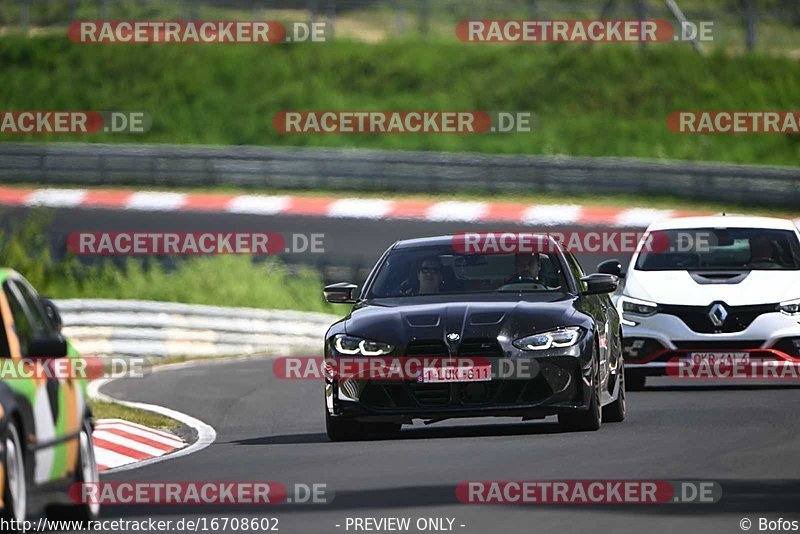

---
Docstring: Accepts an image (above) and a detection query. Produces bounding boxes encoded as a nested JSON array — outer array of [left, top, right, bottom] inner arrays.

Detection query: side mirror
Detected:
[[40, 297, 63, 331], [580, 273, 619, 295], [324, 282, 358, 304], [596, 259, 624, 278], [26, 335, 68, 358]]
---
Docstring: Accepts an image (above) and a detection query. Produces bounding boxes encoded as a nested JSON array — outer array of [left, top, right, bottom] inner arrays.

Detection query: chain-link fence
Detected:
[[2, 0, 799, 53]]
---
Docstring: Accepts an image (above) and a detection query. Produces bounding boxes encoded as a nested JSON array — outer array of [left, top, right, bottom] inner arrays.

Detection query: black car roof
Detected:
[[392, 234, 561, 251]]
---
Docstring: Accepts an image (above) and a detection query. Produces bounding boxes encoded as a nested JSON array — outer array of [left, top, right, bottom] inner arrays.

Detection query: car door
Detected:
[[2, 278, 76, 485], [564, 252, 611, 391]]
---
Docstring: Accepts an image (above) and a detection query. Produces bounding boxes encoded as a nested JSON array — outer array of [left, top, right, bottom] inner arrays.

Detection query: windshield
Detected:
[[635, 228, 800, 271], [367, 245, 567, 298]]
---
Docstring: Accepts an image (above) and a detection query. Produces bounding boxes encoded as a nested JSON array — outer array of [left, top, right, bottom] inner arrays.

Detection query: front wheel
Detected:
[[1, 421, 28, 530], [559, 360, 602, 432], [603, 365, 626, 423], [325, 408, 368, 442], [46, 420, 101, 526]]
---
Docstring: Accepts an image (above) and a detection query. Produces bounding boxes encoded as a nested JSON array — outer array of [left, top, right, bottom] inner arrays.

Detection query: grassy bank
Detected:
[[1, 36, 799, 165], [88, 399, 180, 431], [0, 211, 340, 313]]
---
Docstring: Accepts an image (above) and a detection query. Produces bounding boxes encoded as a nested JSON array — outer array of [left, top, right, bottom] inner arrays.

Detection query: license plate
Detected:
[[420, 365, 492, 383], [687, 352, 750, 365]]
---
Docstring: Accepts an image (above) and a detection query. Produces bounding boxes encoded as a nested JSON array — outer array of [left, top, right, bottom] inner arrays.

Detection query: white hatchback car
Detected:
[[601, 215, 800, 389]]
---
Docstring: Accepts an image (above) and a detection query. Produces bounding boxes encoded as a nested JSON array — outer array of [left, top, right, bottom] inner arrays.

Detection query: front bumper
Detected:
[[622, 310, 800, 375], [325, 340, 597, 423]]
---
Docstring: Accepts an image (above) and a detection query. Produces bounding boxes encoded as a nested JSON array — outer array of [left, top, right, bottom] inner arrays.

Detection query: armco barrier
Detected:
[[56, 299, 337, 358], [2, 143, 800, 207]]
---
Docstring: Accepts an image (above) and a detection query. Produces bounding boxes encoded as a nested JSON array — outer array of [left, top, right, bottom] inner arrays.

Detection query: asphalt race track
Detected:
[[9, 204, 800, 533], [101, 357, 800, 534]]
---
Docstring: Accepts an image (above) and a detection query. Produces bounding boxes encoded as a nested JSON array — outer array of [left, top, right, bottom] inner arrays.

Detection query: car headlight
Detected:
[[779, 298, 800, 315], [513, 326, 583, 351], [617, 296, 658, 326], [332, 334, 394, 356]]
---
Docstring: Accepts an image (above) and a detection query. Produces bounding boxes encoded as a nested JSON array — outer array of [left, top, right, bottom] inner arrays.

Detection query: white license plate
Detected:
[[687, 352, 750, 365], [420, 365, 492, 383]]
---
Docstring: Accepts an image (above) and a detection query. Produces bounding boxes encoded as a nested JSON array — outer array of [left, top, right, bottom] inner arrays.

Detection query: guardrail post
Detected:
[[527, 0, 537, 18], [394, 0, 406, 35], [418, 0, 430, 34], [635, 0, 647, 50], [743, 0, 757, 52], [326, 0, 336, 39], [20, 0, 31, 34], [307, 0, 318, 26]]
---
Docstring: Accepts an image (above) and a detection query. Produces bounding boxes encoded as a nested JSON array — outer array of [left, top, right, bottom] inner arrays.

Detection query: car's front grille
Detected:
[[406, 340, 448, 357], [458, 338, 503, 358], [407, 382, 451, 406], [404, 338, 503, 358], [659, 303, 777, 333]]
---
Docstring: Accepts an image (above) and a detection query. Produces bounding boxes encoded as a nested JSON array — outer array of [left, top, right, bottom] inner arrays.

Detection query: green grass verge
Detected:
[[88, 398, 179, 431], [0, 210, 346, 313], [1, 36, 799, 165]]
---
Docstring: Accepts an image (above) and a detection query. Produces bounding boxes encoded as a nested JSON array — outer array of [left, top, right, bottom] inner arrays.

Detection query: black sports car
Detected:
[[322, 235, 625, 440]]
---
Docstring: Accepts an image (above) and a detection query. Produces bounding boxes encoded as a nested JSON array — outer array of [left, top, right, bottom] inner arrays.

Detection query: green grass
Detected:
[[0, 210, 345, 313], [0, 36, 799, 165], [88, 398, 180, 431]]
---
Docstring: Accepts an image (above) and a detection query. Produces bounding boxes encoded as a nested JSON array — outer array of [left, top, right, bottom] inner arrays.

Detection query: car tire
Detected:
[[625, 370, 646, 391], [1, 421, 28, 530], [325, 408, 369, 442], [603, 364, 626, 423], [46, 420, 100, 526], [559, 356, 602, 432]]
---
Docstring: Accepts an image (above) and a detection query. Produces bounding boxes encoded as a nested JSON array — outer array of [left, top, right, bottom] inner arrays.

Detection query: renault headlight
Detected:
[[513, 326, 583, 351], [779, 298, 800, 315], [332, 334, 394, 356], [617, 296, 658, 326]]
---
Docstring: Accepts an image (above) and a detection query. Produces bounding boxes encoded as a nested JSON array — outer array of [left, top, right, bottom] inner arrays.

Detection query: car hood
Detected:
[[344, 293, 580, 349], [624, 269, 800, 306]]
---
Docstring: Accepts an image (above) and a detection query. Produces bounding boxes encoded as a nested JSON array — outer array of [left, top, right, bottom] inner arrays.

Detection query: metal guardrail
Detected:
[[5, 0, 797, 53], [56, 298, 337, 358], [2, 143, 800, 207]]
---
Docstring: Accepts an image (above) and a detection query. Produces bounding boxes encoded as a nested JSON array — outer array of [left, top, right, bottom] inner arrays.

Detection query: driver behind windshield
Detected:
[[417, 256, 443, 294], [506, 253, 541, 284], [749, 235, 779, 268]]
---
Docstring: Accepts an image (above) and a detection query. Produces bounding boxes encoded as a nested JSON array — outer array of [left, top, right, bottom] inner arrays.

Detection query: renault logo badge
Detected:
[[446, 333, 460, 342], [708, 303, 728, 327]]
